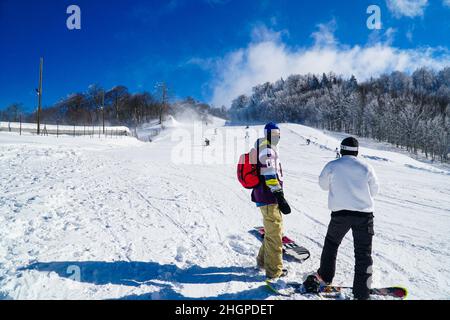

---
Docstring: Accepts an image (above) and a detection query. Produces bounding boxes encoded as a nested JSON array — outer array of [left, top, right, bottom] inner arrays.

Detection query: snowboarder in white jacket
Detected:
[[317, 137, 379, 300]]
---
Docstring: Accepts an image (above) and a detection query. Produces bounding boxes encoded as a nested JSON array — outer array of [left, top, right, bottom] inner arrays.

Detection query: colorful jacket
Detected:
[[251, 138, 283, 205]]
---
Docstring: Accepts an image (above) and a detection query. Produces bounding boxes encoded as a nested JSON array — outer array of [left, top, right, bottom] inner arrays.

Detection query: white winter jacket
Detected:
[[319, 155, 379, 213]]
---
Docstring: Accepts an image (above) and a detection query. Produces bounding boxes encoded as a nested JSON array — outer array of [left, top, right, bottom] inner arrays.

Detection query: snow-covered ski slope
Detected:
[[0, 118, 449, 300]]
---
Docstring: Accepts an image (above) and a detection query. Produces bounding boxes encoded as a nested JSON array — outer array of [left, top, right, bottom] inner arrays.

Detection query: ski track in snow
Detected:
[[0, 120, 449, 300]]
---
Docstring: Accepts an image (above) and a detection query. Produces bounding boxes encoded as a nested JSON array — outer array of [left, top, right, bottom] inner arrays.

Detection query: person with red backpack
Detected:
[[238, 122, 291, 279]]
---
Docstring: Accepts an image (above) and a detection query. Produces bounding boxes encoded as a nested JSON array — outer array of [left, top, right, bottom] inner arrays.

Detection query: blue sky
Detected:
[[0, 0, 449, 111]]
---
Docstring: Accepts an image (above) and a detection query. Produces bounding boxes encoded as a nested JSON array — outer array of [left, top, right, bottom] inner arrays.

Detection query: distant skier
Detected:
[[252, 122, 291, 279], [306, 139, 311, 145], [245, 131, 250, 140], [204, 138, 210, 147], [315, 137, 379, 300], [335, 147, 340, 159]]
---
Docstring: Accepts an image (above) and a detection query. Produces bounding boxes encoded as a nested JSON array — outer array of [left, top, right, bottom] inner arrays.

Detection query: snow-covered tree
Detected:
[[228, 68, 450, 162]]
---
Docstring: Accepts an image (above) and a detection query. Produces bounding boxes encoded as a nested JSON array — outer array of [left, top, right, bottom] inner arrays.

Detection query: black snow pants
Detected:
[[318, 210, 374, 300]]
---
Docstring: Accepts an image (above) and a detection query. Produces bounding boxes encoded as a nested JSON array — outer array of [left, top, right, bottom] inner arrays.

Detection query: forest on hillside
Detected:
[[229, 68, 450, 162], [1, 84, 227, 128]]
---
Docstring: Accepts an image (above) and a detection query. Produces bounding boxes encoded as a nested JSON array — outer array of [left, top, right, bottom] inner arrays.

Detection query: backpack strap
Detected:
[[256, 138, 271, 176], [256, 139, 260, 176]]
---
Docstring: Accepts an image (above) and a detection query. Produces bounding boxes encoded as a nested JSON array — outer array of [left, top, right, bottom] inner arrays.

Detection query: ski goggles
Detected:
[[340, 145, 358, 152]]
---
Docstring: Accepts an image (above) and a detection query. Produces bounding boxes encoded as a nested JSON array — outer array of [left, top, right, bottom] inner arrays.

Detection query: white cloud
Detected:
[[386, 0, 428, 18], [250, 24, 288, 42], [203, 24, 450, 108], [443, 0, 450, 7], [368, 27, 398, 46], [311, 20, 338, 47]]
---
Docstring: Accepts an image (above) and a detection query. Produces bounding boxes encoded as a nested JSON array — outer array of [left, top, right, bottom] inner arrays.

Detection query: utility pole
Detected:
[[160, 82, 167, 125], [102, 91, 105, 134], [36, 57, 43, 135]]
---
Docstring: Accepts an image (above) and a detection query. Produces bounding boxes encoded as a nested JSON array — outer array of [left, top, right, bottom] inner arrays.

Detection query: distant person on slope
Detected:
[[252, 122, 291, 279], [316, 137, 379, 300], [335, 147, 341, 159]]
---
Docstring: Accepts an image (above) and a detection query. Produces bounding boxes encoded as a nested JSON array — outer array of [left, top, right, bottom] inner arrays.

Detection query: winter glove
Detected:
[[273, 190, 291, 215]]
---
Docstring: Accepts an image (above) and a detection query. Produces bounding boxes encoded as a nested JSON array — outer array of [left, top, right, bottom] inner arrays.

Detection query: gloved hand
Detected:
[[273, 190, 291, 215]]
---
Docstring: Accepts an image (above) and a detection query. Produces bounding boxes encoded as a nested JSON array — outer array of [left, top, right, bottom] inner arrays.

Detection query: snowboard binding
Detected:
[[303, 275, 321, 294]]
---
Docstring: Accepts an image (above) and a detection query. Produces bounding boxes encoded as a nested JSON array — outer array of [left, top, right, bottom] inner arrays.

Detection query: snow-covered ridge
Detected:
[[283, 123, 449, 176]]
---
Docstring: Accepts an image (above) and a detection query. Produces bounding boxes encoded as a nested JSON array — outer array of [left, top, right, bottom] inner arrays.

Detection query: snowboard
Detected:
[[250, 226, 310, 263], [266, 280, 408, 299]]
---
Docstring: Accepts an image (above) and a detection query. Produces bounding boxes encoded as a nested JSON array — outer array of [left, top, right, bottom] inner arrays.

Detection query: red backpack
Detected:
[[237, 147, 260, 189]]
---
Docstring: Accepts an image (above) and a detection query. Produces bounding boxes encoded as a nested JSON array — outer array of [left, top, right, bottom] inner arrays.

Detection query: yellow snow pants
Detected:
[[257, 204, 284, 278]]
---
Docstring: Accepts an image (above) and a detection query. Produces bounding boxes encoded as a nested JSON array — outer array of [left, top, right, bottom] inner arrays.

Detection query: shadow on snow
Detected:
[[19, 261, 271, 300]]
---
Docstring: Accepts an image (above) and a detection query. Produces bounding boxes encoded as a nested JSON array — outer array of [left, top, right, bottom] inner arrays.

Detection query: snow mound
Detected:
[[166, 115, 181, 128]]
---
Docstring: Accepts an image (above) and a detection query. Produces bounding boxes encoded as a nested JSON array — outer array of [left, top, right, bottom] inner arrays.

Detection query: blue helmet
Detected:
[[264, 122, 279, 131], [264, 122, 280, 135]]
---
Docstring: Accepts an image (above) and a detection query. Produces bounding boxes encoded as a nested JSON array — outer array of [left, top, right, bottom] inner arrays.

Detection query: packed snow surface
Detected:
[[0, 119, 449, 300]]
